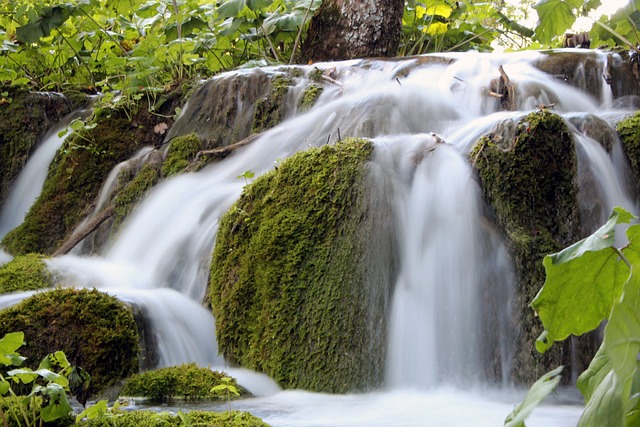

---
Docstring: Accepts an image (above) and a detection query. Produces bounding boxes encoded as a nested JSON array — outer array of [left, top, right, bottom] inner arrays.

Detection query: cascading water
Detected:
[[2, 50, 639, 425]]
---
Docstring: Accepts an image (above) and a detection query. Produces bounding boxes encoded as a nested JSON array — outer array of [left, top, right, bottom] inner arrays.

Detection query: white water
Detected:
[[2, 50, 637, 424]]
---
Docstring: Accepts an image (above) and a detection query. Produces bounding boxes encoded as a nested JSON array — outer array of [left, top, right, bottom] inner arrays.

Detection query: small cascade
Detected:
[[0, 110, 89, 240]]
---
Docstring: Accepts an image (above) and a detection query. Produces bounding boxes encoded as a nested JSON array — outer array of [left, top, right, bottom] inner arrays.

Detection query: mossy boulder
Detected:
[[617, 111, 640, 185], [122, 363, 244, 401], [114, 162, 161, 226], [0, 288, 139, 392], [210, 138, 392, 393], [298, 83, 323, 112], [161, 133, 201, 177], [77, 410, 270, 427], [0, 253, 51, 294], [470, 110, 586, 383]]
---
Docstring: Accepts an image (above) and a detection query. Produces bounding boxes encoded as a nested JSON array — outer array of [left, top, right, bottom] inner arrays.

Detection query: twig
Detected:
[[195, 133, 262, 161], [53, 205, 115, 256]]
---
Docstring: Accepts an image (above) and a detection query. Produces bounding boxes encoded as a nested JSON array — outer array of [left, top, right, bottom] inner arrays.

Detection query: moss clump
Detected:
[[251, 74, 294, 133], [122, 363, 244, 401], [0, 253, 51, 294], [471, 110, 583, 383], [77, 410, 270, 427], [161, 134, 201, 177], [298, 83, 323, 112], [0, 288, 139, 393], [210, 138, 389, 393], [114, 163, 161, 226], [617, 111, 640, 185]]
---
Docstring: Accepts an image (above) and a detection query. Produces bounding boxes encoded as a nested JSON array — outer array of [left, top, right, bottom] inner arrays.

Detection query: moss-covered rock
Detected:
[[0, 253, 51, 294], [0, 288, 139, 392], [122, 363, 244, 401], [470, 110, 585, 383], [77, 410, 270, 427], [161, 133, 201, 177], [617, 111, 640, 185], [298, 83, 323, 112], [1, 89, 183, 256], [114, 162, 161, 226], [210, 138, 391, 393], [0, 89, 77, 208], [251, 73, 294, 134]]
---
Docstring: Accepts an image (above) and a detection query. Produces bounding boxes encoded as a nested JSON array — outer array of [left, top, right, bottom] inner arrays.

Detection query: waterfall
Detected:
[[0, 51, 636, 410]]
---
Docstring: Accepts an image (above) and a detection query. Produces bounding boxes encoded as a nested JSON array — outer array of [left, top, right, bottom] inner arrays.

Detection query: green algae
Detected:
[[209, 138, 389, 393], [114, 163, 161, 227], [161, 133, 201, 177], [617, 111, 640, 185], [298, 83, 323, 112], [251, 73, 294, 134]]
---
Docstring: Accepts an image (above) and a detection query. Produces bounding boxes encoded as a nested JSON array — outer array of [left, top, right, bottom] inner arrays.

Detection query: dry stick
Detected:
[[194, 133, 262, 162], [498, 65, 514, 110], [53, 205, 115, 257]]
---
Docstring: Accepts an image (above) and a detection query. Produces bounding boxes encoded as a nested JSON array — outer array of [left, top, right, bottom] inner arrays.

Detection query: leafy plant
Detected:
[[0, 331, 84, 427], [512, 206, 640, 426], [210, 376, 240, 411]]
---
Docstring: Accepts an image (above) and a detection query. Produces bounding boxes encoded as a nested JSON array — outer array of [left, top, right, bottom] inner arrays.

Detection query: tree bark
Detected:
[[300, 0, 404, 62]]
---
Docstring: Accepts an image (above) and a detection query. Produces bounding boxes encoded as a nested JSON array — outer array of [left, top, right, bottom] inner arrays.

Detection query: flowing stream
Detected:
[[2, 50, 639, 425]]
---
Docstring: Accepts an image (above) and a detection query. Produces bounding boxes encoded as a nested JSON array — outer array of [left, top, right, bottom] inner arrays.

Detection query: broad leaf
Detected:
[[533, 0, 582, 44], [0, 380, 9, 395], [0, 332, 24, 366], [578, 370, 625, 427], [217, 0, 246, 18], [577, 345, 612, 404], [603, 267, 640, 391], [531, 207, 634, 352], [16, 5, 73, 44], [504, 366, 563, 427], [37, 383, 73, 422]]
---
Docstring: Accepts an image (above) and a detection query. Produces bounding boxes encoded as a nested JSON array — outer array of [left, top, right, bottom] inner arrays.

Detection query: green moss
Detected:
[[0, 89, 74, 207], [161, 134, 202, 177], [251, 74, 294, 134], [298, 83, 323, 112], [0, 254, 52, 294], [114, 163, 161, 225], [210, 138, 387, 393], [122, 363, 244, 401], [617, 111, 640, 185], [471, 110, 583, 383], [77, 410, 270, 427], [0, 288, 139, 393]]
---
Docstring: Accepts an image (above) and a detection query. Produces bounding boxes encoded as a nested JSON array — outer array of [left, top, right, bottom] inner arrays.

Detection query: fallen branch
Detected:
[[53, 205, 115, 256], [195, 133, 262, 162]]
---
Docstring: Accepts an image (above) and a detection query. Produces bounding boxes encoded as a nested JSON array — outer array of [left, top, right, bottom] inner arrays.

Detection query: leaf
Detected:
[[578, 370, 625, 427], [602, 267, 640, 391], [504, 366, 563, 427], [0, 332, 24, 366], [533, 0, 582, 44], [38, 383, 73, 422], [247, 0, 273, 10], [76, 400, 109, 422], [16, 5, 74, 44], [531, 207, 634, 352], [0, 380, 9, 395], [577, 345, 612, 404], [218, 0, 247, 18]]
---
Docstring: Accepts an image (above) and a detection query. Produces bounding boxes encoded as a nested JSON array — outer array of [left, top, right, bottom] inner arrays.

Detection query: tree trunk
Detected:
[[300, 0, 404, 62]]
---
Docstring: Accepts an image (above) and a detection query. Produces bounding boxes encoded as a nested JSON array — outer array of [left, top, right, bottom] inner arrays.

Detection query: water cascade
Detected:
[[2, 50, 639, 425]]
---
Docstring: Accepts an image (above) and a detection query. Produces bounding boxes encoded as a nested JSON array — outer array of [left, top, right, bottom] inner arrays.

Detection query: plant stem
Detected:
[[290, 0, 315, 65]]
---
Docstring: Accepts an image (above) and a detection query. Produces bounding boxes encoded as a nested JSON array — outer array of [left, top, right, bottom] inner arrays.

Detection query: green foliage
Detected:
[[77, 409, 270, 427], [121, 363, 242, 401], [504, 366, 564, 427], [210, 138, 387, 392], [0, 254, 51, 294], [210, 377, 240, 411], [0, 332, 81, 427], [161, 134, 201, 178], [529, 206, 640, 426], [0, 288, 139, 393]]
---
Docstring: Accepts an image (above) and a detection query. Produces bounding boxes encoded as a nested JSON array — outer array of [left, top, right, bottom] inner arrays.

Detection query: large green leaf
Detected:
[[0, 332, 24, 366], [577, 345, 612, 404], [603, 267, 640, 392], [578, 370, 625, 427], [36, 383, 73, 422], [217, 0, 247, 18], [504, 366, 563, 427], [16, 5, 74, 44], [533, 0, 582, 44], [531, 207, 634, 352]]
